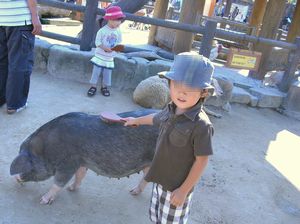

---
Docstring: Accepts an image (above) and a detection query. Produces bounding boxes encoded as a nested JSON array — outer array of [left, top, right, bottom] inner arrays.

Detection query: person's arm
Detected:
[[95, 29, 112, 52], [124, 113, 156, 127], [27, 0, 42, 35], [170, 156, 209, 207]]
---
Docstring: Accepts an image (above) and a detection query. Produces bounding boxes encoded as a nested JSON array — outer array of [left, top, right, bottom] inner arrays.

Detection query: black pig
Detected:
[[10, 109, 158, 204]]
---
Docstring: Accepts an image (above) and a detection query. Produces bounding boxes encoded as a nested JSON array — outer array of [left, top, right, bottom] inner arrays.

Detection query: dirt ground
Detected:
[[0, 73, 300, 224]]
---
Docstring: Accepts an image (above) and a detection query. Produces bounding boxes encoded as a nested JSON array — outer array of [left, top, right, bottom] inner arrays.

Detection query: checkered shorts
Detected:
[[149, 183, 193, 224]]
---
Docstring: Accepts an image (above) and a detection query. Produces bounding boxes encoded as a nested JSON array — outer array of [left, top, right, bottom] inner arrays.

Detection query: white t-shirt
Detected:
[[0, 0, 32, 26]]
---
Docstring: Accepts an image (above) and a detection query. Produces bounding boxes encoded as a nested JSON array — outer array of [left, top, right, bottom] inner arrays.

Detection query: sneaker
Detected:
[[7, 103, 28, 115]]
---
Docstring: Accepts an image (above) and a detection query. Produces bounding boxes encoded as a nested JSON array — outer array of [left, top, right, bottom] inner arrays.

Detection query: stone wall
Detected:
[[34, 39, 172, 91]]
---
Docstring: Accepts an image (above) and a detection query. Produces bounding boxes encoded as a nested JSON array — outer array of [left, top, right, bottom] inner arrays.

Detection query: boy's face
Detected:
[[170, 80, 202, 111], [108, 19, 122, 29]]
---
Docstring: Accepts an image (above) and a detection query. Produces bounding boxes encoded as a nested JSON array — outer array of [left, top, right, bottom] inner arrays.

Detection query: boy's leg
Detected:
[[67, 166, 88, 191], [130, 166, 150, 195], [149, 184, 193, 224]]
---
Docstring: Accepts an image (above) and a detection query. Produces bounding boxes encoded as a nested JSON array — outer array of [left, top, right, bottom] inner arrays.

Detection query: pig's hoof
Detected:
[[40, 193, 56, 205], [130, 185, 144, 196], [67, 183, 80, 191]]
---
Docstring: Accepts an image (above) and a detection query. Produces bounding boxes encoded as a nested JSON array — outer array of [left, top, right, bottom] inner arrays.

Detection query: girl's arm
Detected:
[[124, 113, 156, 127], [27, 0, 42, 35], [98, 44, 112, 52], [170, 156, 209, 206]]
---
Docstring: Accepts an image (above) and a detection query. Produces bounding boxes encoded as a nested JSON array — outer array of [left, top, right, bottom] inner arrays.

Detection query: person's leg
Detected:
[[100, 68, 112, 96], [67, 166, 88, 191], [130, 166, 150, 195], [6, 25, 34, 112], [155, 184, 193, 224], [0, 27, 8, 107], [87, 65, 102, 96]]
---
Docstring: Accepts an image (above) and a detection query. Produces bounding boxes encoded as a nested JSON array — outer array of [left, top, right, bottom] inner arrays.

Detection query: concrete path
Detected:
[[1, 73, 300, 224]]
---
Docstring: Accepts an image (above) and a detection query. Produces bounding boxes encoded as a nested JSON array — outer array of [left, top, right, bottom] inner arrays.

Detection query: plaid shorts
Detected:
[[149, 183, 193, 224]]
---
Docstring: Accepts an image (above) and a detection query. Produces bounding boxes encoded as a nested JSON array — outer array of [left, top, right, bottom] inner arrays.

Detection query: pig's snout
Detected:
[[13, 174, 24, 184]]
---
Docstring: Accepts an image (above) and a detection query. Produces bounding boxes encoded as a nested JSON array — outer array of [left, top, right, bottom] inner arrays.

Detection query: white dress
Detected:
[[90, 25, 122, 69]]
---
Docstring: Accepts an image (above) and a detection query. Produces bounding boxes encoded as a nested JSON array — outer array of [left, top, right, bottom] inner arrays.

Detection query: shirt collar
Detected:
[[167, 102, 203, 121]]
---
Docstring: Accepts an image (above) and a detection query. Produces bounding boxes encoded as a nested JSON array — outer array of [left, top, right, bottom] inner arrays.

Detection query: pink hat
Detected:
[[103, 6, 126, 20]]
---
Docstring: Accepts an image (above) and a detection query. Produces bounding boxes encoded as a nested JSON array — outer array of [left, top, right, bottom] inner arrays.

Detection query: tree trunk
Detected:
[[249, 0, 286, 80], [173, 0, 206, 54], [248, 0, 267, 36], [147, 0, 169, 45], [287, 0, 300, 43]]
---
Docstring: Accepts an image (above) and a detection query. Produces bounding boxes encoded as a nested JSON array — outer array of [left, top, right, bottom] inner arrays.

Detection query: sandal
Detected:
[[87, 87, 97, 97], [101, 87, 110, 97]]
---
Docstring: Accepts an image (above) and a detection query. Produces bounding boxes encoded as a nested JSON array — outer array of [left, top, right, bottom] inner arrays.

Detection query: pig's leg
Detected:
[[67, 166, 88, 191], [130, 166, 150, 196], [40, 184, 62, 205], [40, 161, 80, 204]]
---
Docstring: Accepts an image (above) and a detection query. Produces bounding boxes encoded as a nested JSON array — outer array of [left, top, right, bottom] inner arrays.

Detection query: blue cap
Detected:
[[159, 52, 214, 90]]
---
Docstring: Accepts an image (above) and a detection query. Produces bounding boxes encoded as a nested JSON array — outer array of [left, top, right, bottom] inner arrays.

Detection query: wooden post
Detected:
[[249, 0, 286, 80], [279, 37, 300, 92], [73, 0, 83, 21], [147, 0, 169, 45], [248, 0, 267, 36], [173, 0, 206, 54], [220, 0, 232, 29], [287, 0, 300, 43], [80, 0, 98, 51], [200, 20, 217, 58]]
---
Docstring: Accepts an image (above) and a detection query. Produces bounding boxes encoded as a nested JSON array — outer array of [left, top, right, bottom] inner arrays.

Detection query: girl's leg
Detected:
[[130, 166, 150, 195], [101, 68, 112, 88], [88, 66, 103, 96], [100, 68, 112, 96], [89, 65, 103, 86]]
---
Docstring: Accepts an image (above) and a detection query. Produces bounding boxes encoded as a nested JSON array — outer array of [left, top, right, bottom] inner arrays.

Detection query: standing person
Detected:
[[125, 52, 215, 224], [87, 6, 125, 97], [0, 0, 42, 114]]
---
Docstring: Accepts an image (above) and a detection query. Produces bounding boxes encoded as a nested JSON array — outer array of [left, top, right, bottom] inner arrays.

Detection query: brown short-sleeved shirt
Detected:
[[144, 102, 214, 192]]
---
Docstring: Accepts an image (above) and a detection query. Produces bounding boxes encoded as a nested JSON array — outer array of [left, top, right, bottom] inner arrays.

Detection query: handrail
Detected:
[[37, 0, 296, 50]]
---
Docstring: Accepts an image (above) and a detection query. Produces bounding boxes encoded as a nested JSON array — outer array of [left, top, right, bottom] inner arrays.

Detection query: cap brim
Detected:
[[158, 71, 174, 80]]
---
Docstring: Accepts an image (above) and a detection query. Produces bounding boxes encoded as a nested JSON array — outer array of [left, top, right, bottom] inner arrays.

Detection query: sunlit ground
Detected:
[[38, 20, 149, 46], [266, 130, 300, 190]]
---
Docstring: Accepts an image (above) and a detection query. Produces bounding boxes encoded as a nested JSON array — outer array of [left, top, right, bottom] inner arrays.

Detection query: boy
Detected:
[[124, 52, 214, 223]]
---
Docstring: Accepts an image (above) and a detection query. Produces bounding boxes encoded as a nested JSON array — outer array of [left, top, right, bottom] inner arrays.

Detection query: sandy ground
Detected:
[[0, 73, 300, 224]]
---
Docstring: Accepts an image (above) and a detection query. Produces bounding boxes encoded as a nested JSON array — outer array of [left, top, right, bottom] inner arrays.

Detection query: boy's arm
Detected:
[[124, 113, 156, 126], [27, 0, 42, 35], [170, 156, 209, 206]]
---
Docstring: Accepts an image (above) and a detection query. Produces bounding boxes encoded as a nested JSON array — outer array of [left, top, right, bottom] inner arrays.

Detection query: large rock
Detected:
[[282, 80, 300, 120], [249, 87, 286, 108], [47, 45, 93, 83], [38, 5, 71, 18], [33, 38, 52, 72], [113, 55, 149, 90], [230, 86, 252, 104], [205, 77, 233, 110], [133, 75, 170, 109]]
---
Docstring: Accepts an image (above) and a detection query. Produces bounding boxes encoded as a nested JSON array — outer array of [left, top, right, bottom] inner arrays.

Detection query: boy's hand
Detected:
[[123, 117, 139, 127], [170, 188, 188, 207]]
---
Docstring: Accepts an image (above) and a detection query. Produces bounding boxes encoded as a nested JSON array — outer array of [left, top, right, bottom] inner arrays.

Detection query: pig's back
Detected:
[[33, 112, 158, 178]]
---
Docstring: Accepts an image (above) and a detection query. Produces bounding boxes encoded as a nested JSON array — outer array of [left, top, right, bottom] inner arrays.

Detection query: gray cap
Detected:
[[159, 52, 214, 90]]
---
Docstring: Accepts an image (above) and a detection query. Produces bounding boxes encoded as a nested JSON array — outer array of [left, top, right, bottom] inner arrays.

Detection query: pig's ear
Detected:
[[10, 155, 32, 175]]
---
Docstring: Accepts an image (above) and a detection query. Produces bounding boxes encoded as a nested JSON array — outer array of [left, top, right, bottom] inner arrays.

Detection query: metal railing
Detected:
[[37, 0, 299, 92]]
